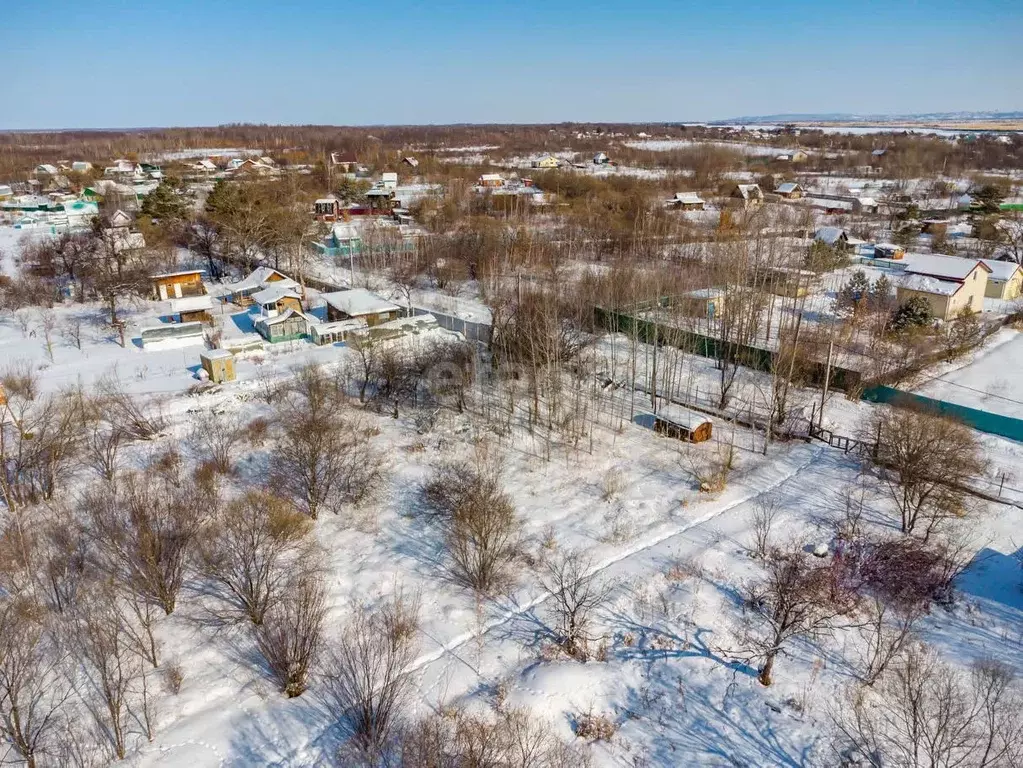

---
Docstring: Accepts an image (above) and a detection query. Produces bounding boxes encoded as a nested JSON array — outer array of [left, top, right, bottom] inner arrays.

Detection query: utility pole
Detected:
[[819, 334, 835, 429]]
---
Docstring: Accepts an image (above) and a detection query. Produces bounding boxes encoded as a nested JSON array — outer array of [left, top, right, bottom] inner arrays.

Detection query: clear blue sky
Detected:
[[2, 0, 1021, 129]]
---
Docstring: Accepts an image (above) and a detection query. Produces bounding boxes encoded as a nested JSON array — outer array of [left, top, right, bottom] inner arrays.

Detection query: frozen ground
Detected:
[[1, 225, 1021, 767], [913, 327, 1023, 420]]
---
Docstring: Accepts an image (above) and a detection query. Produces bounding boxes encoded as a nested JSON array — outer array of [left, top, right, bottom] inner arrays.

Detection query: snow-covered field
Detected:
[[914, 327, 1023, 420], [1, 220, 1021, 767]]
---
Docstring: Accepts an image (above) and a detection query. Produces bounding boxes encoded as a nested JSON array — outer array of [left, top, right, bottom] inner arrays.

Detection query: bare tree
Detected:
[[400, 705, 582, 768], [423, 451, 521, 595], [323, 588, 421, 759], [867, 406, 983, 541], [188, 409, 245, 474], [749, 496, 782, 559], [538, 548, 613, 660], [0, 601, 73, 768], [271, 366, 385, 519], [199, 491, 313, 625], [74, 593, 146, 760], [94, 372, 166, 441], [255, 572, 326, 698], [745, 547, 853, 686], [85, 470, 207, 615], [832, 646, 1023, 768]]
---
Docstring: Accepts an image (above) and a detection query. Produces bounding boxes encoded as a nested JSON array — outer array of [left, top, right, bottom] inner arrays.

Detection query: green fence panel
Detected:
[[862, 385, 1023, 443]]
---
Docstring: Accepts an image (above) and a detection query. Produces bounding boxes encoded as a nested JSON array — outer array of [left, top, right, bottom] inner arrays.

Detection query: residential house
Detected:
[[330, 151, 358, 174], [593, 152, 610, 165], [381, 172, 398, 190], [314, 197, 341, 221], [665, 192, 706, 211], [477, 173, 505, 188], [62, 200, 99, 229], [731, 184, 764, 210], [532, 155, 560, 169], [767, 267, 818, 298], [366, 186, 396, 211], [151, 269, 206, 300], [250, 285, 303, 317], [227, 267, 300, 306], [254, 308, 313, 343], [815, 226, 851, 251], [194, 159, 218, 173], [774, 182, 803, 199], [101, 227, 146, 254], [896, 254, 991, 320], [71, 161, 93, 173], [106, 209, 133, 228], [980, 259, 1023, 300], [0, 185, 12, 200], [853, 197, 879, 214], [317, 222, 362, 257], [35, 164, 59, 176], [321, 289, 401, 327], [402, 156, 419, 168]]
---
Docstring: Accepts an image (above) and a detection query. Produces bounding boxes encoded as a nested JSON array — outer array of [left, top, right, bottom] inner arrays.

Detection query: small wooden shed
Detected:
[[646, 404, 713, 443], [200, 349, 236, 383]]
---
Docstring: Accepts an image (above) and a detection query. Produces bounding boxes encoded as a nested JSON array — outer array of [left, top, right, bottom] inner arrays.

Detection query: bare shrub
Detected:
[[199, 491, 313, 625], [749, 496, 781, 559], [423, 450, 521, 595], [599, 466, 625, 502], [539, 548, 614, 660], [255, 572, 326, 698], [323, 589, 421, 759], [832, 646, 1023, 768], [401, 706, 583, 768], [188, 409, 245, 474], [95, 372, 166, 441], [38, 508, 91, 614], [1, 361, 39, 401], [163, 662, 184, 695], [867, 406, 983, 540], [574, 710, 618, 741]]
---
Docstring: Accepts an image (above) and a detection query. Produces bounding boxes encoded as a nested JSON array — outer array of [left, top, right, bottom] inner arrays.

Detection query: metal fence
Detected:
[[411, 307, 492, 345], [862, 385, 1023, 444]]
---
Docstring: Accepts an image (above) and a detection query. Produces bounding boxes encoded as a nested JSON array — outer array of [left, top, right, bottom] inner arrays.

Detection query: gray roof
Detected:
[[815, 226, 848, 245]]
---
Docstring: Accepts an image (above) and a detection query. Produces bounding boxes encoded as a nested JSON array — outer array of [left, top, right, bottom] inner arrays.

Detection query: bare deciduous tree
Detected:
[[74, 593, 146, 760], [188, 409, 245, 475], [749, 496, 782, 559], [94, 372, 166, 441], [323, 588, 421, 759], [271, 366, 385, 519], [745, 548, 853, 686], [424, 450, 521, 595], [867, 406, 983, 541], [199, 491, 313, 625], [832, 646, 1023, 768], [255, 572, 326, 698], [0, 601, 73, 768], [85, 471, 207, 616], [538, 548, 613, 660]]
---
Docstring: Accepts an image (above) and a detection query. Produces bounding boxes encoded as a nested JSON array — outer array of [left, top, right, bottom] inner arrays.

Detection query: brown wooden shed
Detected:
[[646, 405, 713, 443]]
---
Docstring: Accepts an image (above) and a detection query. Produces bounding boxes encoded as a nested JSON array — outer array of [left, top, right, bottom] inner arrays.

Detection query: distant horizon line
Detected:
[[2, 110, 1022, 133]]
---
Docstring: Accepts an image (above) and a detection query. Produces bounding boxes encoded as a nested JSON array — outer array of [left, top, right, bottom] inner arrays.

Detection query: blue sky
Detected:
[[1, 0, 1021, 129]]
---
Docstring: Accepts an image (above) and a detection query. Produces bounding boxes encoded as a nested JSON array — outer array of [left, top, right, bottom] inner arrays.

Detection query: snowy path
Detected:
[[136, 442, 833, 767]]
